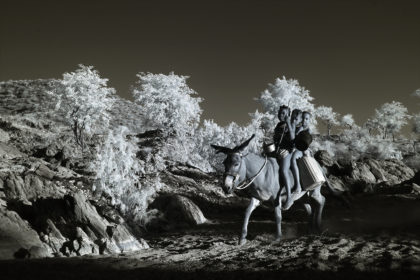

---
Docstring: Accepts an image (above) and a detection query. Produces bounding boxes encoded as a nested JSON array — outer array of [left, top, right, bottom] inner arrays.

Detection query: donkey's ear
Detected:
[[211, 144, 232, 154], [235, 134, 255, 152]]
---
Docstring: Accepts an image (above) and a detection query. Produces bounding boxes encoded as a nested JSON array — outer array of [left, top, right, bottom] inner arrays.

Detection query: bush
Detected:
[[91, 126, 162, 228], [48, 65, 116, 151]]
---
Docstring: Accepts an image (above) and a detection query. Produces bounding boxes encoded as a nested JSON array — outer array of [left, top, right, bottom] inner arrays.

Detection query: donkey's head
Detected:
[[211, 134, 255, 194]]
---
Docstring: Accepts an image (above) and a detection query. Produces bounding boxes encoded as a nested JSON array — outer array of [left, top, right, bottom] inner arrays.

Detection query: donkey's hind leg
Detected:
[[239, 197, 260, 245], [309, 188, 326, 233], [303, 203, 314, 232]]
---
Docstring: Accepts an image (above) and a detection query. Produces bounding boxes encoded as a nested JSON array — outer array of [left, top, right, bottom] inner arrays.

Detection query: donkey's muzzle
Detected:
[[223, 175, 234, 194]]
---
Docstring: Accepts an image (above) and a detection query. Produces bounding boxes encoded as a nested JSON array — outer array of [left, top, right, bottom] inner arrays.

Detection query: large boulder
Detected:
[[0, 207, 49, 259], [152, 195, 207, 227], [170, 195, 207, 225]]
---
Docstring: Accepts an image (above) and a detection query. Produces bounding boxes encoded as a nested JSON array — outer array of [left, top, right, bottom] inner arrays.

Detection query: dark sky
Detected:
[[1, 0, 419, 130]]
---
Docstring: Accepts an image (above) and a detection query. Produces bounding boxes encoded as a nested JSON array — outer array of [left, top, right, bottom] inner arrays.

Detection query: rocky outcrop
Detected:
[[2, 191, 148, 259], [0, 205, 49, 259], [0, 140, 148, 259], [315, 150, 416, 194]]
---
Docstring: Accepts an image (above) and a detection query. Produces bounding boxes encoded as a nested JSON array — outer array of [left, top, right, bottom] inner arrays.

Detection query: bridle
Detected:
[[224, 152, 268, 190]]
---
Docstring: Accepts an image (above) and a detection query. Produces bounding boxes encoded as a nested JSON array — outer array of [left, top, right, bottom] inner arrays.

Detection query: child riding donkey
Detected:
[[273, 105, 306, 210]]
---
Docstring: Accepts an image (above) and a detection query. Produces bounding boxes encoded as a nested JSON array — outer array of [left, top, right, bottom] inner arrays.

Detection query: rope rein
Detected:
[[235, 155, 268, 190]]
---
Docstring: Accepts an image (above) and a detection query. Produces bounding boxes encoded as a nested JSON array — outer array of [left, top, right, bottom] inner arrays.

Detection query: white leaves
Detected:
[[90, 126, 162, 226], [315, 106, 340, 135], [194, 115, 265, 172], [255, 76, 316, 131], [372, 101, 410, 136], [413, 113, 420, 134], [316, 106, 340, 126], [341, 114, 355, 129], [132, 72, 202, 138], [53, 64, 116, 137]]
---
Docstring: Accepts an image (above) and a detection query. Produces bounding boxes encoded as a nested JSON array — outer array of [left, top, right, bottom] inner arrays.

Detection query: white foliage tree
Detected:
[[195, 115, 264, 172], [132, 72, 202, 137], [316, 106, 340, 136], [254, 76, 316, 133], [363, 118, 380, 135], [132, 72, 203, 166], [91, 126, 162, 227], [372, 101, 410, 141], [49, 65, 116, 150], [341, 114, 355, 130]]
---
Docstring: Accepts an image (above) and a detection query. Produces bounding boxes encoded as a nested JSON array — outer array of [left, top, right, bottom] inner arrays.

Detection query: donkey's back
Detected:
[[246, 153, 302, 205]]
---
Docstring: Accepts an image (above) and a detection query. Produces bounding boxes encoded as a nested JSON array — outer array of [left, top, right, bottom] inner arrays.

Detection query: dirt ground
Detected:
[[2, 193, 420, 280]]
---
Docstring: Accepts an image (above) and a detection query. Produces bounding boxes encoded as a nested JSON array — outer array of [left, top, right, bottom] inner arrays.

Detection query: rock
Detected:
[[314, 150, 335, 167], [3, 193, 146, 258], [366, 159, 387, 182], [327, 175, 348, 192], [73, 227, 99, 256], [4, 173, 28, 203], [71, 192, 146, 254], [44, 219, 66, 254], [35, 163, 55, 180], [380, 160, 415, 185], [350, 162, 376, 184], [28, 245, 50, 258], [4, 171, 65, 202], [166, 195, 207, 226], [72, 191, 108, 238], [0, 197, 6, 208], [111, 225, 149, 252], [0, 143, 23, 159], [0, 128, 10, 142], [0, 208, 44, 260]]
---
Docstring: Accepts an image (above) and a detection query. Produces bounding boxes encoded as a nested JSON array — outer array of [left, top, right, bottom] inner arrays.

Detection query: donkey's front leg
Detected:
[[274, 204, 283, 242], [239, 197, 260, 245]]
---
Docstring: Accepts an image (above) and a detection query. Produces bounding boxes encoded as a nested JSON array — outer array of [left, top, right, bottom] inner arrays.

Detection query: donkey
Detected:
[[212, 134, 329, 245]]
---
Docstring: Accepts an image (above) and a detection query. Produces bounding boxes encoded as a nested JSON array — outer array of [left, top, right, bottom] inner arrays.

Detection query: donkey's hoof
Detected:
[[238, 238, 247, 246], [271, 237, 282, 245]]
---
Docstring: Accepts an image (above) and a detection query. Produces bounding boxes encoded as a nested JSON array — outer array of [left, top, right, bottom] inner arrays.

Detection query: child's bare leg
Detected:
[[280, 153, 293, 210], [291, 150, 303, 193]]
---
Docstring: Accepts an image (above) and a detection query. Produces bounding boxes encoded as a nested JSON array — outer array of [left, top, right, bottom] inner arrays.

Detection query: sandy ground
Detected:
[[1, 194, 420, 280]]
